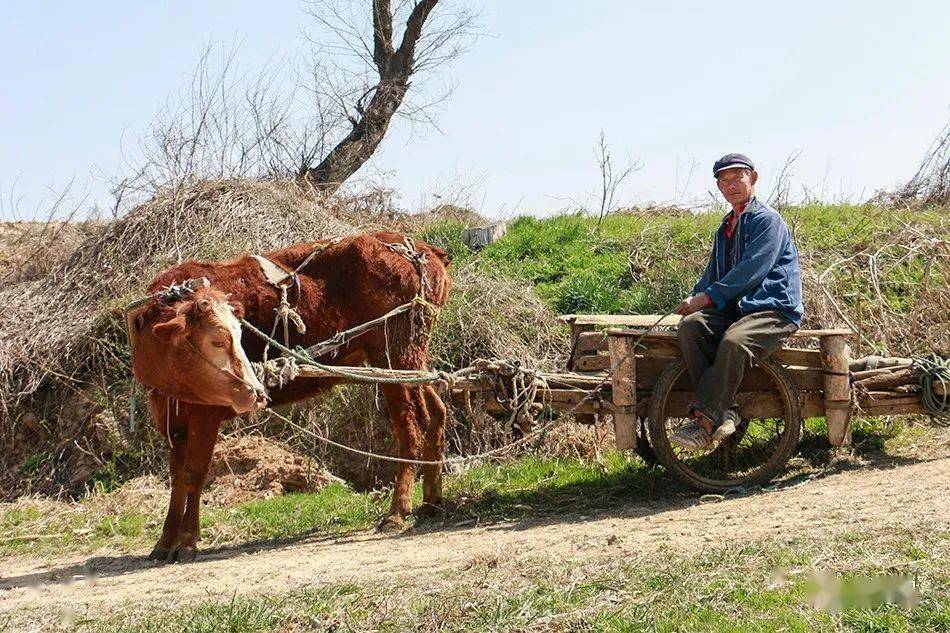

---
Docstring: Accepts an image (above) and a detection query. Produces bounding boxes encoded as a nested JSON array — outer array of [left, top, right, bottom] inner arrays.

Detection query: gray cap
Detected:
[[713, 153, 755, 177]]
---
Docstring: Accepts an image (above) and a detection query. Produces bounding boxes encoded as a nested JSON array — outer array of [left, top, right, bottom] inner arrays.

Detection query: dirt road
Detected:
[[1, 456, 948, 627]]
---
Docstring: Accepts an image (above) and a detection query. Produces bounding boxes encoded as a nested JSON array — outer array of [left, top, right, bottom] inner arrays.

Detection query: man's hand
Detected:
[[675, 292, 712, 316]]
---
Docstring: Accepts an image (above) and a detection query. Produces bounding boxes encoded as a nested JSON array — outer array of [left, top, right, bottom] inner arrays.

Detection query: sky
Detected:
[[2, 1, 949, 221]]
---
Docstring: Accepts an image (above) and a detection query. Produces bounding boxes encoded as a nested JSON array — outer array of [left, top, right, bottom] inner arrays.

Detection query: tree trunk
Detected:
[[300, 0, 438, 193]]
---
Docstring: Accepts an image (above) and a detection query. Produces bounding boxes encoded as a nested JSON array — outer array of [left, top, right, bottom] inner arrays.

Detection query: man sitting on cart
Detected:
[[671, 153, 804, 450]]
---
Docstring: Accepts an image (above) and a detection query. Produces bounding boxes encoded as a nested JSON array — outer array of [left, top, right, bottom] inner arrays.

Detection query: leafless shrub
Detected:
[[878, 118, 950, 207], [593, 130, 640, 228], [767, 149, 802, 211], [797, 212, 950, 357]]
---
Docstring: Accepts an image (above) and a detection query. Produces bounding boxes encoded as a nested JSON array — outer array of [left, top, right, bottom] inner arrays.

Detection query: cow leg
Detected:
[[147, 392, 188, 561], [419, 385, 446, 512], [379, 384, 422, 531], [167, 416, 222, 563]]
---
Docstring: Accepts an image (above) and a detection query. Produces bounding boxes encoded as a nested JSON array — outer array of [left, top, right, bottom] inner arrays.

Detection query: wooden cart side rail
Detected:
[[574, 330, 824, 369]]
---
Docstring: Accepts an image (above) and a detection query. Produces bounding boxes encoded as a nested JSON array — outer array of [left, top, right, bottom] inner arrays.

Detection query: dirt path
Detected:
[[2, 457, 948, 625]]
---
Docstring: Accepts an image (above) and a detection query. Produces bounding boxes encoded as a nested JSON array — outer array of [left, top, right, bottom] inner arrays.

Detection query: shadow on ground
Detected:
[[0, 428, 940, 592]]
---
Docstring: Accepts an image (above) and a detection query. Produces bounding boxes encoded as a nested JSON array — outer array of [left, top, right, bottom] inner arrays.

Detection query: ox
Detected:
[[128, 231, 451, 562]]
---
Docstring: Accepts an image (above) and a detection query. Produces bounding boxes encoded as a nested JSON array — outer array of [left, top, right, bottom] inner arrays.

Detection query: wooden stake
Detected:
[[606, 335, 637, 450], [820, 334, 852, 446]]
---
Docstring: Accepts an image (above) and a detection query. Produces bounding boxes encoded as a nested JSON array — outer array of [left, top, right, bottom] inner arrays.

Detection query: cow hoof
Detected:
[[176, 547, 198, 563], [416, 502, 443, 519], [147, 547, 169, 562], [377, 516, 405, 533], [165, 546, 198, 564]]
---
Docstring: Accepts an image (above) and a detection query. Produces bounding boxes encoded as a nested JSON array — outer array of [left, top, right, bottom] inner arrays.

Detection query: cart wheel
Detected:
[[647, 357, 801, 493]]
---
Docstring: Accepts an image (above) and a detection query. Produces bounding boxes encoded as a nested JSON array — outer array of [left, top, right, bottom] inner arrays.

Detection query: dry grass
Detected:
[[0, 179, 355, 495], [0, 179, 561, 497]]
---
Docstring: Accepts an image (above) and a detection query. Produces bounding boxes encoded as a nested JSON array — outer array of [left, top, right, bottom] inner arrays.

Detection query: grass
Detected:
[[418, 203, 949, 317], [82, 527, 949, 632]]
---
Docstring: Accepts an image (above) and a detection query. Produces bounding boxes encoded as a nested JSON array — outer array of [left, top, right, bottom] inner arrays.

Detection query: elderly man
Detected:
[[671, 153, 803, 450]]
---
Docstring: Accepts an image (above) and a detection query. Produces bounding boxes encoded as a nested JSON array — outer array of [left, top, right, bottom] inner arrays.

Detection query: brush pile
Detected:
[[0, 179, 566, 497]]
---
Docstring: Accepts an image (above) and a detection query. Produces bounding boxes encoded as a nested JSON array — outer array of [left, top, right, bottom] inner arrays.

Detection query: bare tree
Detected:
[[299, 0, 480, 192], [594, 130, 640, 228], [114, 1, 479, 209]]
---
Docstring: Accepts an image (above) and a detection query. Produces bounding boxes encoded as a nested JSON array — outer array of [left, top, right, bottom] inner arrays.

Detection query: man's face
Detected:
[[716, 168, 757, 207]]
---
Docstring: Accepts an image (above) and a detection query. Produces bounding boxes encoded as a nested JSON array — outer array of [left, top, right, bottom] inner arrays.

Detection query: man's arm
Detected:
[[704, 213, 786, 310], [676, 242, 716, 316]]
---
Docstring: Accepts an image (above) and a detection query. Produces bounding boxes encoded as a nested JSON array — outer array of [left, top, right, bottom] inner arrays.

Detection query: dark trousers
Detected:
[[677, 308, 798, 423]]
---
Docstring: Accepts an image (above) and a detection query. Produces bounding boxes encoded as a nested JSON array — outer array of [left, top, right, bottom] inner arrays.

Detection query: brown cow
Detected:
[[129, 231, 451, 562]]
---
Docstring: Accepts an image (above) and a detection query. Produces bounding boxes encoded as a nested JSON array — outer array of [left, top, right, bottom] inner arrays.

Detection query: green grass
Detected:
[[417, 204, 949, 317], [87, 528, 950, 632]]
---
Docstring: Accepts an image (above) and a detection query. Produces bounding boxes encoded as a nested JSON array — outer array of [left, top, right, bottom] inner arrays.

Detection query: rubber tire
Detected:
[[647, 357, 801, 493]]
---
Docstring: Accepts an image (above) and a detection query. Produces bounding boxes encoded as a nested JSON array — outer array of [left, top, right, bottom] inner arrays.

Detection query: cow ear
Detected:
[[152, 314, 187, 340]]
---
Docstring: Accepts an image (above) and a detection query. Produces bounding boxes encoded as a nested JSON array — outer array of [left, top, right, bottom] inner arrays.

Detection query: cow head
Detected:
[[129, 280, 268, 413]]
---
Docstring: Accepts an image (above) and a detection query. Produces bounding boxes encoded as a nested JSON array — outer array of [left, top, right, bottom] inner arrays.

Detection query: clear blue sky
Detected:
[[2, 1, 949, 220]]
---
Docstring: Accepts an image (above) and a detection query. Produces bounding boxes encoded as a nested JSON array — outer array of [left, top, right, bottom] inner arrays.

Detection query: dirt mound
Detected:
[[205, 435, 332, 505]]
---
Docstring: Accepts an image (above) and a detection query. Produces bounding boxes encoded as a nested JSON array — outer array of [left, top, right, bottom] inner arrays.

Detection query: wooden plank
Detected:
[[559, 314, 682, 327], [820, 335, 852, 446], [576, 330, 609, 353], [574, 352, 823, 391], [858, 402, 928, 416], [607, 335, 637, 450], [609, 327, 853, 340], [574, 354, 610, 372], [655, 390, 821, 419], [776, 347, 822, 369]]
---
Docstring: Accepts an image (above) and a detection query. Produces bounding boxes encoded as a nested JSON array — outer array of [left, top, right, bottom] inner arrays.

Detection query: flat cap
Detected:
[[713, 153, 755, 177]]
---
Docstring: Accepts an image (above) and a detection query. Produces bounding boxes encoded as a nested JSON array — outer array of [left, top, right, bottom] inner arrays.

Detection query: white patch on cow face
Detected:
[[213, 302, 267, 398]]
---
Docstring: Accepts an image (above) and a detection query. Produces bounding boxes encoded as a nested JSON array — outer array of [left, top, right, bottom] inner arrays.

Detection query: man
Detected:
[[671, 153, 803, 450]]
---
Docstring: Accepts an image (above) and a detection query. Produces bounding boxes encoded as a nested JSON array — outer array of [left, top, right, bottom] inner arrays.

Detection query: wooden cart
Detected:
[[551, 313, 944, 492], [285, 309, 944, 493]]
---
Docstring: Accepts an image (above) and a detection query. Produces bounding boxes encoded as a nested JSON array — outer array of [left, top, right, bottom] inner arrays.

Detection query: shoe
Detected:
[[670, 420, 712, 451], [711, 408, 739, 441]]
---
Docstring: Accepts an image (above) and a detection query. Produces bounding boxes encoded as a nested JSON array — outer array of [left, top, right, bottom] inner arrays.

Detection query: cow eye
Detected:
[[211, 340, 228, 349]]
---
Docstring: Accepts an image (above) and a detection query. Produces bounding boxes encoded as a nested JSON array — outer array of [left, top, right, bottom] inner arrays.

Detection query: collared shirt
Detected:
[[724, 201, 748, 239]]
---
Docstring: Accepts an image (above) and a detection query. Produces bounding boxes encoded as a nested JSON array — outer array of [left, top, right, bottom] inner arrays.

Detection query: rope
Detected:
[[242, 318, 450, 386], [301, 302, 414, 359], [913, 354, 950, 422], [266, 406, 562, 467], [253, 312, 678, 468]]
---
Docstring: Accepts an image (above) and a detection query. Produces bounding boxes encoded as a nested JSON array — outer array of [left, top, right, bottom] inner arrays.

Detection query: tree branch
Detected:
[[394, 0, 439, 72], [372, 0, 395, 71]]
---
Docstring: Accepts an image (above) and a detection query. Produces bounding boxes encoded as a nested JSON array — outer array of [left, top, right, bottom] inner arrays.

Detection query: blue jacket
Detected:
[[692, 197, 804, 326]]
